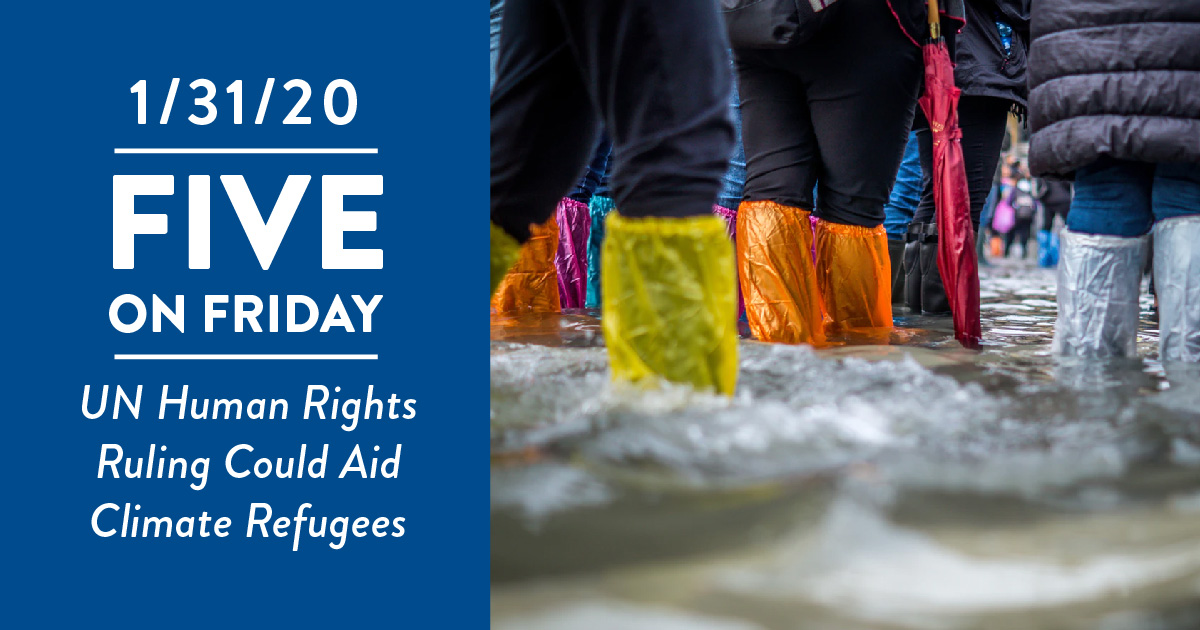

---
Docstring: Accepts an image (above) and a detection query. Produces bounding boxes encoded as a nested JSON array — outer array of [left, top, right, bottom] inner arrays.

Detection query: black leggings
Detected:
[[912, 95, 1011, 230], [490, 0, 735, 242], [734, 0, 923, 227]]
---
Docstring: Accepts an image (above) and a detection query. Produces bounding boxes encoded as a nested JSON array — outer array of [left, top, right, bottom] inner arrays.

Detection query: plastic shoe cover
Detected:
[[1053, 229, 1147, 358], [814, 219, 893, 331], [888, 238, 905, 305], [736, 200, 824, 344], [585, 196, 615, 308], [713, 204, 747, 320], [602, 213, 738, 395], [555, 198, 591, 308], [491, 215, 561, 314], [491, 222, 521, 297], [1154, 216, 1200, 362], [1037, 230, 1061, 268], [1037, 230, 1053, 267]]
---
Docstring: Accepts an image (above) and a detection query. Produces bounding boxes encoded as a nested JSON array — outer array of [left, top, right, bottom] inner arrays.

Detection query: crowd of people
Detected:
[[489, 0, 1200, 393]]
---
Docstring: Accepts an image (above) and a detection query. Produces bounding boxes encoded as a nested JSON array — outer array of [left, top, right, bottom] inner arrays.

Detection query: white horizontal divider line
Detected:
[[115, 354, 378, 360], [114, 148, 378, 154]]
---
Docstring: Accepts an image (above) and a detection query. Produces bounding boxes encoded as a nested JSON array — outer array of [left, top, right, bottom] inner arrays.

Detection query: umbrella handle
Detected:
[[927, 0, 941, 39]]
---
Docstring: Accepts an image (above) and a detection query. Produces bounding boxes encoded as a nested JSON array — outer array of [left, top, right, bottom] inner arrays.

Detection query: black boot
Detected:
[[919, 235, 952, 315], [888, 238, 905, 305], [903, 223, 924, 311]]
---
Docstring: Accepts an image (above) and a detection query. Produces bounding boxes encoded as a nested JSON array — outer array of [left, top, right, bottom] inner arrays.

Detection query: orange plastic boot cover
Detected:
[[736, 200, 824, 344], [814, 219, 893, 331], [491, 215, 561, 314]]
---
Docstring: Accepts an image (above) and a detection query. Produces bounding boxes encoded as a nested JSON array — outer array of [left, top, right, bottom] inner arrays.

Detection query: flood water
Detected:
[[490, 259, 1200, 630]]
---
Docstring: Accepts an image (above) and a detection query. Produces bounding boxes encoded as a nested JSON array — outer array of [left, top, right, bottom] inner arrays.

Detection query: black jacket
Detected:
[[955, 0, 1029, 107], [1028, 0, 1200, 177]]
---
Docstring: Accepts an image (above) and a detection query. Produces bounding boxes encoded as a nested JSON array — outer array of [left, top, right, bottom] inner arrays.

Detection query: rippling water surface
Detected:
[[491, 260, 1200, 630]]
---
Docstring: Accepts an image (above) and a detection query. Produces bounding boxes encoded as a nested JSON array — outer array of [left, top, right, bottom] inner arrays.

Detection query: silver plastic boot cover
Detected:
[[1154, 216, 1200, 362], [1053, 229, 1148, 358]]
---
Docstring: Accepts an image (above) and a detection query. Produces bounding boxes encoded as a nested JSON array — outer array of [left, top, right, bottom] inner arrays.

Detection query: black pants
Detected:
[[734, 0, 923, 227], [490, 0, 735, 242], [912, 95, 1011, 230]]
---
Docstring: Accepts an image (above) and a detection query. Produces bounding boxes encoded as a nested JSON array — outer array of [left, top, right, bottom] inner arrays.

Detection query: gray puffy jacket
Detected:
[[1027, 0, 1200, 177]]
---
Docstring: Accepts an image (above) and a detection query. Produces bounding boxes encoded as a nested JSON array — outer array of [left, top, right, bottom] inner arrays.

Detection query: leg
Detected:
[[555, 0, 734, 219], [884, 132, 923, 240], [567, 137, 612, 204], [717, 61, 747, 212], [1151, 163, 1200, 361], [584, 140, 615, 308], [490, 0, 600, 309], [910, 96, 1009, 312], [559, 0, 739, 393], [557, 138, 612, 308], [1054, 158, 1154, 357], [715, 64, 747, 319], [913, 96, 1010, 228], [801, 0, 923, 328], [491, 0, 601, 242], [734, 49, 823, 344], [1015, 220, 1032, 258], [886, 133, 921, 305]]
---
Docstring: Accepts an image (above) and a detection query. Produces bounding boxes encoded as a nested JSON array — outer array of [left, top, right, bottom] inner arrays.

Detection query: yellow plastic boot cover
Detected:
[[814, 219, 893, 331], [736, 200, 824, 344], [490, 222, 521, 297], [601, 213, 738, 395], [491, 216, 561, 313]]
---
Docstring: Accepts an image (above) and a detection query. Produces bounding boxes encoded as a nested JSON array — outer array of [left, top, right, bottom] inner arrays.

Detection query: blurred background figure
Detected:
[[1003, 162, 1038, 259], [1030, 0, 1200, 361], [1033, 177, 1071, 267]]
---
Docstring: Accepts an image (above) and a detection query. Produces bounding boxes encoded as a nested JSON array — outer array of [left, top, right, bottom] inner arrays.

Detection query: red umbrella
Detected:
[[918, 0, 981, 348]]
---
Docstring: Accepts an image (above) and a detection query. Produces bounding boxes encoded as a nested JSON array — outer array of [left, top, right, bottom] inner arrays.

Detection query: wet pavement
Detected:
[[490, 258, 1200, 630]]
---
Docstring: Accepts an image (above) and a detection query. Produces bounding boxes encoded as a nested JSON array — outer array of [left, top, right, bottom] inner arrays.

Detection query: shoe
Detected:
[[736, 200, 824, 344], [1053, 229, 1148, 358], [555, 198, 591, 308], [1153, 216, 1200, 362], [602, 212, 738, 394], [888, 238, 905, 305], [492, 215, 561, 314], [918, 231, 952, 315], [903, 223, 924, 311], [814, 219, 892, 331], [902, 222, 950, 315], [585, 196, 615, 308]]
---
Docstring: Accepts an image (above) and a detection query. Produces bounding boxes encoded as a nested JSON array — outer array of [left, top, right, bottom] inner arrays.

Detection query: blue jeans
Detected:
[[1067, 158, 1200, 237], [883, 132, 922, 239], [490, 0, 505, 88], [569, 137, 612, 202], [717, 67, 746, 210]]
